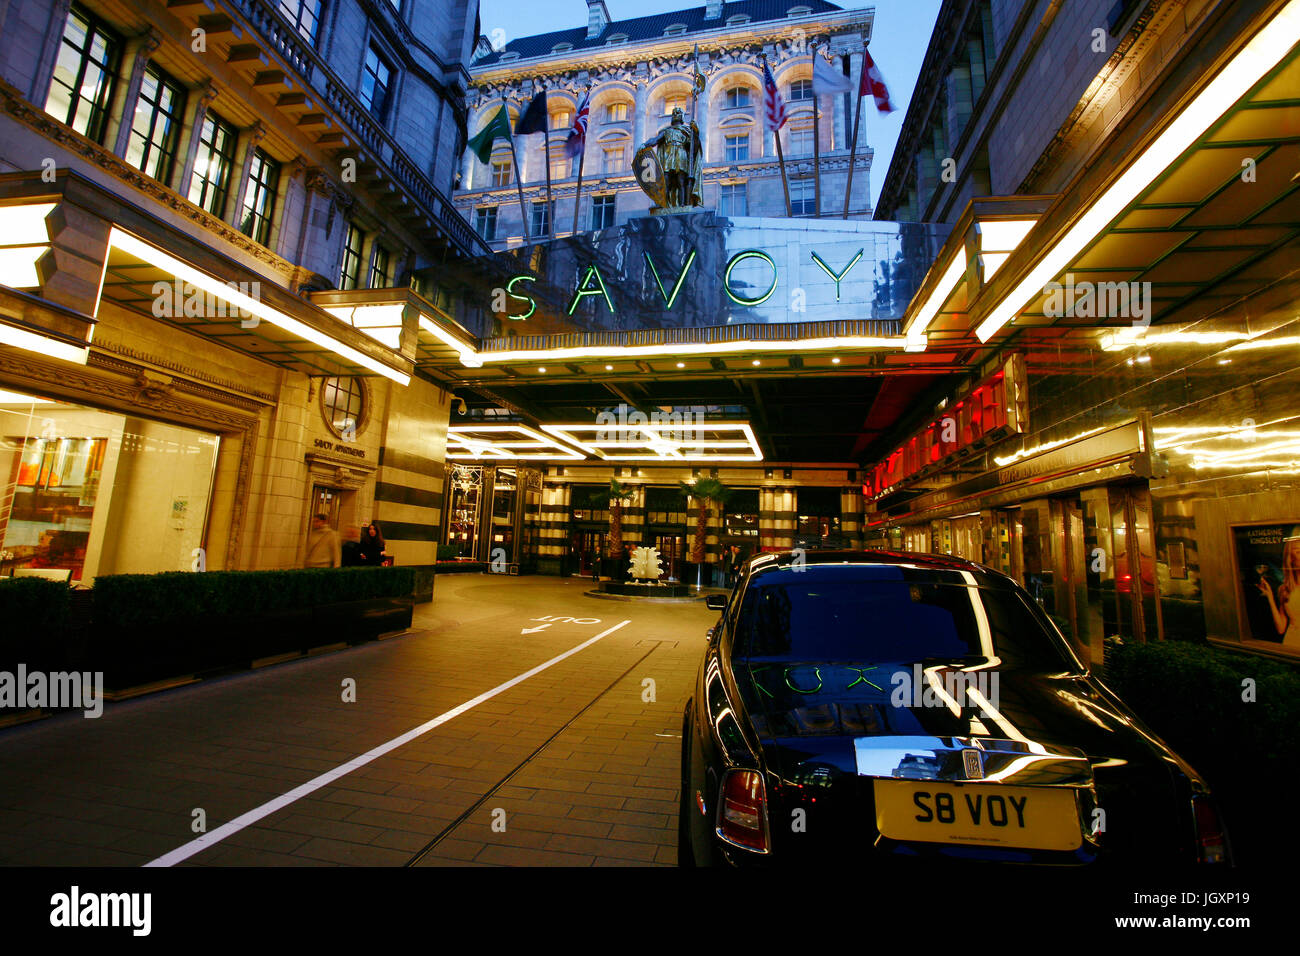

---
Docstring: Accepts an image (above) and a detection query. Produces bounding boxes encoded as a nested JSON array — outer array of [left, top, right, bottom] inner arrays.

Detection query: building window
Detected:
[[531, 200, 551, 236], [44, 5, 122, 144], [726, 14, 752, 26], [790, 178, 815, 215], [719, 183, 747, 217], [369, 245, 391, 288], [360, 44, 393, 121], [491, 158, 513, 187], [591, 194, 615, 230], [277, 0, 321, 44], [602, 145, 625, 174], [321, 377, 365, 439], [724, 86, 751, 109], [239, 149, 280, 246], [475, 206, 497, 241], [126, 64, 187, 184], [604, 102, 628, 123], [551, 109, 571, 130], [339, 223, 364, 290], [664, 24, 687, 36], [663, 95, 687, 116], [724, 134, 749, 162], [188, 110, 238, 217], [789, 127, 813, 156], [550, 157, 570, 181], [789, 78, 813, 101]]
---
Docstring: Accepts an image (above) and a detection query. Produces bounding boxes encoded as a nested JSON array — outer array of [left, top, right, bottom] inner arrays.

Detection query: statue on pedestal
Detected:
[[634, 107, 703, 211]]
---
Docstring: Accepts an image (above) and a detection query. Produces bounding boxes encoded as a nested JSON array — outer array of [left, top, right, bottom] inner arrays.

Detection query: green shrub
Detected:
[[1101, 638, 1300, 864], [0, 578, 71, 670], [91, 566, 415, 632]]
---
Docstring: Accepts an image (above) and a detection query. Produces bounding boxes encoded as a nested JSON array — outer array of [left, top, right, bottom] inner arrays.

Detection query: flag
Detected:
[[762, 60, 786, 131], [564, 91, 590, 158], [467, 106, 511, 164], [515, 88, 549, 136], [860, 47, 896, 113], [811, 55, 853, 95]]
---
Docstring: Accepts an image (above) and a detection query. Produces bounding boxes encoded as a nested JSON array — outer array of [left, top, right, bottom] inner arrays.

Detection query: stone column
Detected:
[[111, 28, 162, 161], [227, 121, 267, 230], [29, 0, 74, 108], [632, 74, 647, 150], [178, 83, 218, 204]]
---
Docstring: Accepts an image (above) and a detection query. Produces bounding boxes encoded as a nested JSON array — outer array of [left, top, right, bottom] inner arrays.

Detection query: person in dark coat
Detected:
[[358, 520, 387, 565]]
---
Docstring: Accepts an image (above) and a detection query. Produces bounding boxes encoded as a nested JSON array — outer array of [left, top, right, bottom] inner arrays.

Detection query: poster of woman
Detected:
[[1236, 523, 1300, 647]]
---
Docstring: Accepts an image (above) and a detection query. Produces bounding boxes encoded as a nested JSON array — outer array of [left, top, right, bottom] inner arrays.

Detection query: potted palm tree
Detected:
[[588, 479, 636, 580], [679, 477, 733, 589]]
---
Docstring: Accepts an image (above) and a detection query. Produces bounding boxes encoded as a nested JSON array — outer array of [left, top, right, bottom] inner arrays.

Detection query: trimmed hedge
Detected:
[[0, 578, 71, 672], [92, 566, 414, 632], [1101, 638, 1300, 865]]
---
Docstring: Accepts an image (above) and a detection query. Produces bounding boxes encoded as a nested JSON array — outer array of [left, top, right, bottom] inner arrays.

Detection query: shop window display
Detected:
[[0, 391, 218, 582]]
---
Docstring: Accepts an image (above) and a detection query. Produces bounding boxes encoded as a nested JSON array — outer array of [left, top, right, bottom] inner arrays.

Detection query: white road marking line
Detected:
[[144, 619, 633, 867]]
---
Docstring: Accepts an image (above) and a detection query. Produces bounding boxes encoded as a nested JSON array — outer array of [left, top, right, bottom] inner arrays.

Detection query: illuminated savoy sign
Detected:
[[502, 247, 873, 319]]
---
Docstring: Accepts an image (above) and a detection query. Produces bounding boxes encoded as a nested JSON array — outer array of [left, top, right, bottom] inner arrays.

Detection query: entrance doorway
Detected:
[[311, 485, 343, 528], [571, 529, 605, 577], [653, 532, 685, 581]]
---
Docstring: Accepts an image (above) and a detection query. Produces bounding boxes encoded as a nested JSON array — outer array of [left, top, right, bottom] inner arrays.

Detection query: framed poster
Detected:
[[1232, 522, 1300, 648]]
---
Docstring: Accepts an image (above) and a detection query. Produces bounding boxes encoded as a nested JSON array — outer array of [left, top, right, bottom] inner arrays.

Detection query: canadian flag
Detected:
[[860, 47, 895, 114]]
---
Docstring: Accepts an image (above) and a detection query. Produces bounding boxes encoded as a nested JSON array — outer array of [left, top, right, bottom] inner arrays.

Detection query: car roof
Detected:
[[742, 549, 1020, 589]]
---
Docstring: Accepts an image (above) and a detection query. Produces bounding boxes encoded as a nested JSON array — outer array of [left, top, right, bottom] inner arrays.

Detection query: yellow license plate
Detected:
[[873, 779, 1082, 852]]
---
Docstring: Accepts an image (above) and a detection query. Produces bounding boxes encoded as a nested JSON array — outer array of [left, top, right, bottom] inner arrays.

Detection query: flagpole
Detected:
[[571, 86, 589, 235], [539, 82, 554, 238], [764, 54, 791, 218], [842, 42, 866, 220], [812, 43, 822, 218], [499, 98, 532, 244]]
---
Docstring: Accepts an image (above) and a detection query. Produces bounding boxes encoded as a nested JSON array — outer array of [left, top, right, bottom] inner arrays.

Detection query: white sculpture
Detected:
[[629, 545, 665, 582]]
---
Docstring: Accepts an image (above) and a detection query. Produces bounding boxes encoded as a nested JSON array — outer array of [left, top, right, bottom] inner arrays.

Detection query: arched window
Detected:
[[724, 86, 752, 109]]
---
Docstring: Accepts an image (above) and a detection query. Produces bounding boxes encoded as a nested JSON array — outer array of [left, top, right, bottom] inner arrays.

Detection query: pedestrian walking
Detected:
[[359, 520, 387, 566], [305, 513, 340, 568]]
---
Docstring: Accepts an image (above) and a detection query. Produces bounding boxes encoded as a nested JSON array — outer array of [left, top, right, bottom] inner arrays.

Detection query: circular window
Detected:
[[321, 376, 367, 440]]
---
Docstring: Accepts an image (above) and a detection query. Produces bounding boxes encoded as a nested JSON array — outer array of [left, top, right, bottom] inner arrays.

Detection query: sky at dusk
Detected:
[[475, 0, 942, 213]]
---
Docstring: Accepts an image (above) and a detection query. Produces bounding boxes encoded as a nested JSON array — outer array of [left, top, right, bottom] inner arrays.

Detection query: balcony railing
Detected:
[[229, 0, 487, 257]]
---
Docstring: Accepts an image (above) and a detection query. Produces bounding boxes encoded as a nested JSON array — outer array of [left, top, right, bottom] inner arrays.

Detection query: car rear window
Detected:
[[734, 565, 1078, 672]]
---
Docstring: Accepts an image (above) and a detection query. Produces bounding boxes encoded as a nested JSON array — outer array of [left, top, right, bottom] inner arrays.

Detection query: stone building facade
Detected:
[[457, 0, 879, 246]]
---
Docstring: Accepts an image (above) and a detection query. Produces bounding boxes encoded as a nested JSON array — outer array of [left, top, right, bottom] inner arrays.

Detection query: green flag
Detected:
[[467, 106, 512, 164]]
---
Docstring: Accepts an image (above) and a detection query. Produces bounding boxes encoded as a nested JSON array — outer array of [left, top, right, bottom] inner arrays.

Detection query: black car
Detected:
[[679, 550, 1230, 866]]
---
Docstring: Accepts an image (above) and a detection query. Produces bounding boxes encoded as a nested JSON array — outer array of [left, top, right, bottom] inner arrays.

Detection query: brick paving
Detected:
[[0, 575, 711, 867]]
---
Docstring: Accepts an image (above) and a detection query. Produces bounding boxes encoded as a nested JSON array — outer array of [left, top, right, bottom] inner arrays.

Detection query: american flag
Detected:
[[564, 91, 590, 158], [762, 61, 786, 132]]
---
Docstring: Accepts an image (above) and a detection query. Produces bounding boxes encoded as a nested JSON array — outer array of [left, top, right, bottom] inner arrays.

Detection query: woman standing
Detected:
[[1258, 529, 1300, 647], [358, 520, 387, 566]]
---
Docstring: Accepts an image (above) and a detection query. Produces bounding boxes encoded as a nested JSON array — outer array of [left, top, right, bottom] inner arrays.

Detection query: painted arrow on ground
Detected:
[[520, 623, 553, 634]]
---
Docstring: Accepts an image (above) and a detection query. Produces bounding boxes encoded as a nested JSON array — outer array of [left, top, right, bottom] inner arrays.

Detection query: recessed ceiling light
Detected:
[[831, 357, 841, 364], [605, 364, 613, 370], [676, 361, 685, 368], [752, 359, 761, 366], [538, 366, 547, 373]]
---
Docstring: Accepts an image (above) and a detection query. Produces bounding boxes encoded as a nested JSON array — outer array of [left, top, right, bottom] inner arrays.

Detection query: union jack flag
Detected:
[[565, 91, 590, 158], [762, 60, 786, 132]]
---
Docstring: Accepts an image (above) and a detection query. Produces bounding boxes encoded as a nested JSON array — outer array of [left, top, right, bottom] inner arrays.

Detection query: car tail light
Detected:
[[718, 770, 769, 852], [1192, 795, 1229, 864]]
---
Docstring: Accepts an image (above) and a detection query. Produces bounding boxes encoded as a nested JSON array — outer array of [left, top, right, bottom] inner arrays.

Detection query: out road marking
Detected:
[[144, 619, 633, 867]]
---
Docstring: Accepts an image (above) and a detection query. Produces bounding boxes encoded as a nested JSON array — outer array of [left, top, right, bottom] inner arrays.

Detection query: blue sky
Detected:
[[475, 0, 942, 211]]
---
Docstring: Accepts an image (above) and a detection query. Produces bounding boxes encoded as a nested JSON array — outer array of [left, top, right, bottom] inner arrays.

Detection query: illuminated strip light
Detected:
[[107, 229, 410, 385], [975, 1, 1300, 343], [1099, 328, 1263, 350], [418, 314, 482, 367], [0, 320, 88, 364], [475, 335, 905, 365], [902, 251, 965, 343], [993, 426, 1106, 467], [446, 424, 586, 460], [541, 422, 763, 462], [0, 203, 58, 244]]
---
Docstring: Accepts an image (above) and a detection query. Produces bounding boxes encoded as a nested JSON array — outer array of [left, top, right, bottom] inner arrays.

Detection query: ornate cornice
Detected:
[[0, 81, 297, 280], [89, 341, 277, 406]]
